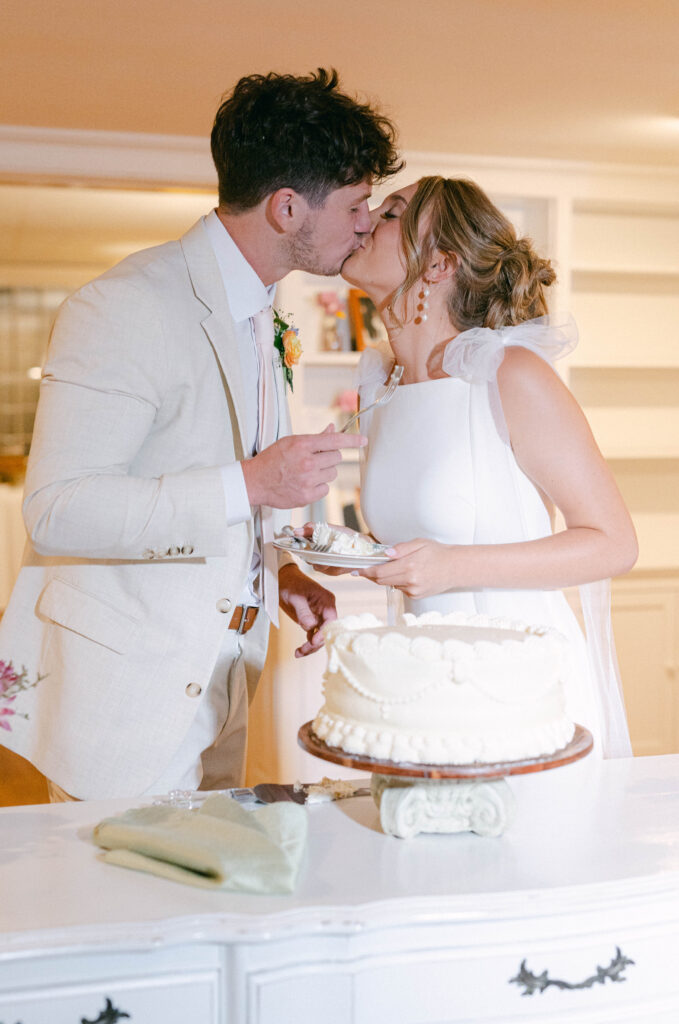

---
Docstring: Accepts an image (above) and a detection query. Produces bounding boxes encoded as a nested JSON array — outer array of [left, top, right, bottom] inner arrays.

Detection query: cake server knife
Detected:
[[253, 783, 307, 804], [253, 781, 372, 804]]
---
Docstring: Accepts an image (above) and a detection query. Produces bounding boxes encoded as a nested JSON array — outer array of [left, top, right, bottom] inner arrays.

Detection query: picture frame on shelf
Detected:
[[347, 288, 389, 350], [315, 288, 352, 352]]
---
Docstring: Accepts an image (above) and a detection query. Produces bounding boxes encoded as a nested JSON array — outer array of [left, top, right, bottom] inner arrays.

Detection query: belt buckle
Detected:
[[236, 606, 253, 635]]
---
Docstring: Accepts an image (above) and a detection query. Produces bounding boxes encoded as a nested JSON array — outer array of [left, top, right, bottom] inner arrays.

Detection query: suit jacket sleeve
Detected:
[[23, 272, 241, 560]]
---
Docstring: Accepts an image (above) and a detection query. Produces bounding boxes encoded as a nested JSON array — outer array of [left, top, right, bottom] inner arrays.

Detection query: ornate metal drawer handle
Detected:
[[82, 997, 131, 1023], [1, 995, 131, 1024], [510, 946, 635, 996]]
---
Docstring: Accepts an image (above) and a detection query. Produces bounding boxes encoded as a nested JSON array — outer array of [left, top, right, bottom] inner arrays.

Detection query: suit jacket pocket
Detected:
[[37, 577, 139, 654]]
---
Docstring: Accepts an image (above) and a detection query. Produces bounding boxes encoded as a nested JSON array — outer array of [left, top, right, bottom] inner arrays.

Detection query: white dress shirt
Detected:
[[203, 209, 277, 605]]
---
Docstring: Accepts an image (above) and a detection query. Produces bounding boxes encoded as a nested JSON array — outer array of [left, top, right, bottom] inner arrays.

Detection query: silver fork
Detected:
[[278, 525, 333, 552], [340, 364, 404, 433]]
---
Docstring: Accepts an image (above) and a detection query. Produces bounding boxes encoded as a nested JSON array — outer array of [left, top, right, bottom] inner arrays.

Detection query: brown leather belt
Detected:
[[228, 605, 259, 635]]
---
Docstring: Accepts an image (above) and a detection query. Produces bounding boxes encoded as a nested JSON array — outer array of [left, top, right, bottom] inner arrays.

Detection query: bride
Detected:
[[330, 176, 638, 757]]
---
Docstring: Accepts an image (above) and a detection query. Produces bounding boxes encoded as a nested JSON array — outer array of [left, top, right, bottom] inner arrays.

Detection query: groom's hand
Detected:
[[242, 424, 366, 509], [278, 563, 337, 657]]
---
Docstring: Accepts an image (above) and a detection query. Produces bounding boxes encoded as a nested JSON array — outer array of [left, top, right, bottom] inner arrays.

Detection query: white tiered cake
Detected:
[[312, 611, 575, 765]]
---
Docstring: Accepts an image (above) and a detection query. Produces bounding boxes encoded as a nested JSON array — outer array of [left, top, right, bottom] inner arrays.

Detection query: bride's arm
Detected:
[[360, 347, 638, 598]]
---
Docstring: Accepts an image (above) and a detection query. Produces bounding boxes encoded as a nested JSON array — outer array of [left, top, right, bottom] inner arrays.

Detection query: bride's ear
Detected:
[[428, 251, 458, 283]]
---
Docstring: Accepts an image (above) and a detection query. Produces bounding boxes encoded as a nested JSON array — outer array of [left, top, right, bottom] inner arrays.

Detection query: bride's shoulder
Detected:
[[497, 345, 565, 402], [499, 343, 549, 372]]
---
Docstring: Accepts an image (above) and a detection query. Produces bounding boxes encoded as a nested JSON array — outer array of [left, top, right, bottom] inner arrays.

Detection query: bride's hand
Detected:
[[357, 538, 455, 599]]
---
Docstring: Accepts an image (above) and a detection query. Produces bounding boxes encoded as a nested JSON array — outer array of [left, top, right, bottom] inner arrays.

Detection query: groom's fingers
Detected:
[[311, 450, 353, 470], [306, 427, 367, 452], [295, 628, 324, 658], [243, 427, 366, 508]]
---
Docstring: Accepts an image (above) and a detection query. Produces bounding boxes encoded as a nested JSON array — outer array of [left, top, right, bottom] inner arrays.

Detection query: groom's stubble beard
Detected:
[[286, 219, 348, 279]]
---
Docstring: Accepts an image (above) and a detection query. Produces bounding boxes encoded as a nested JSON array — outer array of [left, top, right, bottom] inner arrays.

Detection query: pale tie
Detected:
[[252, 307, 279, 626]]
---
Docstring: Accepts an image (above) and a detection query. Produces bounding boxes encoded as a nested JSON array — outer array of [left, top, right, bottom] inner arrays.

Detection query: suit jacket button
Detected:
[[216, 598, 232, 614], [181, 545, 194, 555], [168, 546, 181, 556], [185, 682, 202, 698], [143, 549, 155, 559]]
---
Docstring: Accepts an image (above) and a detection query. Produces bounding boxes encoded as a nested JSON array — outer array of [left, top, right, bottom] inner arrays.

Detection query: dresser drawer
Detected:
[[0, 969, 220, 1024]]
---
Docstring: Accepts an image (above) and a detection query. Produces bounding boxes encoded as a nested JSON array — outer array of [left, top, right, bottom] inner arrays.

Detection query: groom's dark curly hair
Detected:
[[211, 68, 402, 210]]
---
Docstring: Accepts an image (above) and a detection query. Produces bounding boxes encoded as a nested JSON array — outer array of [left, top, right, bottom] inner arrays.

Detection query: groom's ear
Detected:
[[267, 188, 309, 235]]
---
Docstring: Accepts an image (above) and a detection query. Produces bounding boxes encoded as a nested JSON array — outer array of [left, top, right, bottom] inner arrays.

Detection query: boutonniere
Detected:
[[0, 659, 46, 731], [273, 310, 302, 392]]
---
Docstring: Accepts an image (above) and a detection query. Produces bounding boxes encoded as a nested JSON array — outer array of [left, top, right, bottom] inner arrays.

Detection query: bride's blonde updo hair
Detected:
[[395, 176, 556, 329]]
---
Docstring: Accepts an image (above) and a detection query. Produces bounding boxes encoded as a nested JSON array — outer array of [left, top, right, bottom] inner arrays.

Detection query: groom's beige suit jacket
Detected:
[[0, 218, 291, 799]]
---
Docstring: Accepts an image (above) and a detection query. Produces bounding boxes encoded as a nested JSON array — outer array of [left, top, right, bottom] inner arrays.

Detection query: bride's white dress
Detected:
[[356, 315, 631, 758]]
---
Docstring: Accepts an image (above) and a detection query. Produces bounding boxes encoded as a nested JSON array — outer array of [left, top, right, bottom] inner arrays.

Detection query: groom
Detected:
[[0, 69, 401, 801]]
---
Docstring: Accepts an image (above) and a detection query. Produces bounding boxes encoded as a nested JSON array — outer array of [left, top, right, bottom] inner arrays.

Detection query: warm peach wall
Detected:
[[2, 0, 679, 165]]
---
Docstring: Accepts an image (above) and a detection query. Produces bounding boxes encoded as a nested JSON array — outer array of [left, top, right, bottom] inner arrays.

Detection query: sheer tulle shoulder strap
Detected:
[[441, 312, 578, 384], [354, 342, 393, 394]]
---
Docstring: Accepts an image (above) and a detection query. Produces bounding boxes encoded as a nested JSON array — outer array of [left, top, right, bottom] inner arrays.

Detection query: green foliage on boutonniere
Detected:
[[273, 310, 302, 392]]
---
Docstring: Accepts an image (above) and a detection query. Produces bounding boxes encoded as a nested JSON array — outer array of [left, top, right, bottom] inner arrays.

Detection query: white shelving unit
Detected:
[[566, 197, 679, 596]]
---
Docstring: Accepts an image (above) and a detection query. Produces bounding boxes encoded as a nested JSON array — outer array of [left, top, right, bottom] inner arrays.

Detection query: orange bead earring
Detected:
[[414, 280, 430, 325]]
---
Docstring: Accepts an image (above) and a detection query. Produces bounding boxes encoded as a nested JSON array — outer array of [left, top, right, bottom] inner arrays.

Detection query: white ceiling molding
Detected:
[[0, 125, 216, 189], [1, 125, 679, 205], [397, 152, 679, 207]]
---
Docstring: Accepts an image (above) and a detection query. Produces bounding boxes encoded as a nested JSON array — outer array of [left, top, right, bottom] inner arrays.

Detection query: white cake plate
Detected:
[[297, 722, 593, 840]]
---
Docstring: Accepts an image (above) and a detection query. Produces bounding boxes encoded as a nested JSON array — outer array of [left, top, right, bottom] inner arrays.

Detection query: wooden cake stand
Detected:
[[298, 722, 593, 839]]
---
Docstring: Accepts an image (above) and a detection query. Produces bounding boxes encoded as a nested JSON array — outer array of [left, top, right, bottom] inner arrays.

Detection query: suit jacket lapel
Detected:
[[180, 219, 249, 456]]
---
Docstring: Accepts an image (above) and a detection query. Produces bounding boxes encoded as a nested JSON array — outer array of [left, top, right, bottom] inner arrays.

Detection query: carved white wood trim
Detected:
[[0, 126, 215, 189], [2, 126, 679, 200]]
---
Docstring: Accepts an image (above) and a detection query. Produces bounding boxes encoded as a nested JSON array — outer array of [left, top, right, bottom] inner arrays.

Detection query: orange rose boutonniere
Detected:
[[273, 310, 302, 391]]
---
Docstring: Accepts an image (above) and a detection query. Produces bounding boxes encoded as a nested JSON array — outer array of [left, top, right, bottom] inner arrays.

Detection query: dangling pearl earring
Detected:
[[414, 279, 430, 325]]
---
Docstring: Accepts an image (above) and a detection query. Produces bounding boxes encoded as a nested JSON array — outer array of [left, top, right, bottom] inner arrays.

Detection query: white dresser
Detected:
[[1, 754, 679, 1023]]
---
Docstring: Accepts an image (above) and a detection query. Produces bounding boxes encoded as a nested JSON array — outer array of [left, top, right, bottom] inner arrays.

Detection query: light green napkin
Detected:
[[92, 793, 307, 892]]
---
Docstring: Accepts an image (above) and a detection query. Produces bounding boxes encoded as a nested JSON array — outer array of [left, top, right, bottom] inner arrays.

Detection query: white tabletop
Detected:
[[2, 754, 679, 956]]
